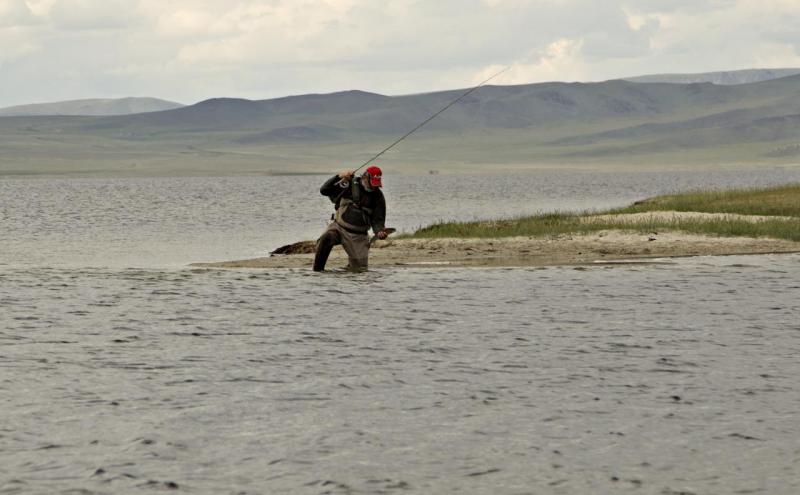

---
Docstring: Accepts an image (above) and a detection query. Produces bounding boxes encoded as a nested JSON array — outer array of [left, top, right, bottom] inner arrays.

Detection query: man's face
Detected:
[[361, 174, 378, 191], [363, 172, 382, 189]]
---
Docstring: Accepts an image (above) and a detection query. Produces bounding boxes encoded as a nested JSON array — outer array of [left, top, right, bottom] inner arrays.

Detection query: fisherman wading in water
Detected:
[[313, 166, 390, 272], [309, 70, 508, 272]]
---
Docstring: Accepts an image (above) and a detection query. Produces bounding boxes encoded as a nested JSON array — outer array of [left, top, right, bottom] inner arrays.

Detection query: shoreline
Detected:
[[191, 230, 800, 269]]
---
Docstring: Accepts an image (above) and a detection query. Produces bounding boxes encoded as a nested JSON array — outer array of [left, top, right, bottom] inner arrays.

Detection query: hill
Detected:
[[0, 97, 184, 117], [2, 76, 800, 176], [623, 68, 800, 85]]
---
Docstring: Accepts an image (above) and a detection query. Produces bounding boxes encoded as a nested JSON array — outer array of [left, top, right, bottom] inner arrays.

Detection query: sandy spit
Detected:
[[192, 230, 800, 269]]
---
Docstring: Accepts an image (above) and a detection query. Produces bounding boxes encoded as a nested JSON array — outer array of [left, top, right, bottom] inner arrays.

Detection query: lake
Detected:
[[2, 168, 800, 494]]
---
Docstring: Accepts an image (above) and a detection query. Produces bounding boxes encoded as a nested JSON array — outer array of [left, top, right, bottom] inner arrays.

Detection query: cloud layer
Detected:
[[1, 0, 799, 106]]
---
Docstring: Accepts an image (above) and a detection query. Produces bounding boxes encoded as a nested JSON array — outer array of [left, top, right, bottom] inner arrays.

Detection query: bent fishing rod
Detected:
[[330, 68, 509, 241], [342, 66, 510, 181]]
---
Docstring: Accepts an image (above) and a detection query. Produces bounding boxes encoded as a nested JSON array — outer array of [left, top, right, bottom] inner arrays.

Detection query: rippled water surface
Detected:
[[3, 168, 800, 267], [2, 170, 800, 494]]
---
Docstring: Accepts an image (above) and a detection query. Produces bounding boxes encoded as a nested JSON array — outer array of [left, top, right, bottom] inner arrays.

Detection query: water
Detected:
[[2, 169, 800, 494], [3, 168, 800, 267]]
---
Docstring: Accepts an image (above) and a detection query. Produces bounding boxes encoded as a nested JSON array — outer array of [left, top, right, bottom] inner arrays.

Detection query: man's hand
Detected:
[[338, 170, 355, 179], [370, 228, 395, 246]]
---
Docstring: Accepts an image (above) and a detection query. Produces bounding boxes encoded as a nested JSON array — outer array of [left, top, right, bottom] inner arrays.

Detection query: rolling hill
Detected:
[[0, 97, 184, 117], [623, 68, 800, 85], [1, 74, 799, 176]]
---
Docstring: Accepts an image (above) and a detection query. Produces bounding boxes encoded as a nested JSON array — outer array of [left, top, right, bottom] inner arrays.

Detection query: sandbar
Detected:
[[192, 229, 800, 269]]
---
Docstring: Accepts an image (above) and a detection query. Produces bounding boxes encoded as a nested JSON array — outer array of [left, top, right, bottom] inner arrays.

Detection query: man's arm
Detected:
[[320, 170, 354, 200], [319, 175, 340, 198], [371, 192, 386, 235]]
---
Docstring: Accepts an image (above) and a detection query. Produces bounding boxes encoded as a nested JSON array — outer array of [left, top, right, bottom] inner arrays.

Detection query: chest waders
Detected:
[[334, 181, 373, 233], [313, 181, 372, 271], [312, 68, 507, 272]]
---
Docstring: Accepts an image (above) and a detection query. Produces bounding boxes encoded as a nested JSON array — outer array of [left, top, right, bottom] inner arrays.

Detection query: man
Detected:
[[313, 165, 389, 272]]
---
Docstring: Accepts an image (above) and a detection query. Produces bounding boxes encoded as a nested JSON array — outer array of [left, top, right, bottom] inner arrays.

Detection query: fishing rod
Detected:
[[326, 68, 510, 246], [348, 66, 510, 177]]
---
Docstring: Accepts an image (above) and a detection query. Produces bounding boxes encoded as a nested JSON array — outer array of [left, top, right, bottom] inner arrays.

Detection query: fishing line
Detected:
[[351, 66, 510, 175]]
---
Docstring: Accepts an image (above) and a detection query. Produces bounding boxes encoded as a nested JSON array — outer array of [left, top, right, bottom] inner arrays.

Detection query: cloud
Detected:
[[633, 0, 800, 71], [1, 0, 800, 107], [477, 38, 587, 85], [0, 28, 39, 63], [24, 0, 58, 16], [0, 0, 40, 26], [47, 0, 143, 30]]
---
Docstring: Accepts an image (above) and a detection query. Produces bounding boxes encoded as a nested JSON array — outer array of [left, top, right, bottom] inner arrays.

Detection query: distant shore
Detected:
[[193, 184, 800, 269]]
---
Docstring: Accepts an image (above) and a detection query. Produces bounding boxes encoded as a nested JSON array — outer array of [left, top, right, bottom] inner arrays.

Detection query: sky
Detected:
[[1, 0, 800, 107]]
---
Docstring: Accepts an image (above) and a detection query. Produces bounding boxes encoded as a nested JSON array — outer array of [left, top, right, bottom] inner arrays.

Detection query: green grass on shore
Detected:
[[610, 184, 800, 217], [406, 184, 800, 242]]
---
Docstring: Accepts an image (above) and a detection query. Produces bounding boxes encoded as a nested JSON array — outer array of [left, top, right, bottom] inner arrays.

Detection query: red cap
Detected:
[[365, 165, 382, 187]]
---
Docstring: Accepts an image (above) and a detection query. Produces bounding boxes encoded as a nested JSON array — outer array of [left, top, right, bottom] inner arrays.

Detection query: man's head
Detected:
[[361, 165, 383, 190]]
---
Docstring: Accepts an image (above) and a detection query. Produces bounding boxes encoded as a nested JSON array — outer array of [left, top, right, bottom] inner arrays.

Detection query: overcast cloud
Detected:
[[1, 0, 799, 106]]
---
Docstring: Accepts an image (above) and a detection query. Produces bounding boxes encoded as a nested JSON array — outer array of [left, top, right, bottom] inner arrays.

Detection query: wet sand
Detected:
[[194, 230, 800, 269]]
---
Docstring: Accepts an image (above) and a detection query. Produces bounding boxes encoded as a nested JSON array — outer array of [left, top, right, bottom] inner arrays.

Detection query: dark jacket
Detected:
[[320, 175, 386, 233]]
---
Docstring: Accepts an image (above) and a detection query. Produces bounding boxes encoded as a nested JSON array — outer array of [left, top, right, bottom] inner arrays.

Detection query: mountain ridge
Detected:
[[2, 71, 800, 175], [0, 97, 185, 117], [623, 68, 800, 85]]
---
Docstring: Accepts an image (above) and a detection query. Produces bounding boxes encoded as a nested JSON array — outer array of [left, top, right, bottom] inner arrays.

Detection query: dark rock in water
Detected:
[[271, 240, 316, 255]]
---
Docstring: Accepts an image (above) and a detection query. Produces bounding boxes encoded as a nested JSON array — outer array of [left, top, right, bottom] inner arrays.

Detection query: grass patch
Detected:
[[610, 183, 800, 217], [404, 184, 800, 242]]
